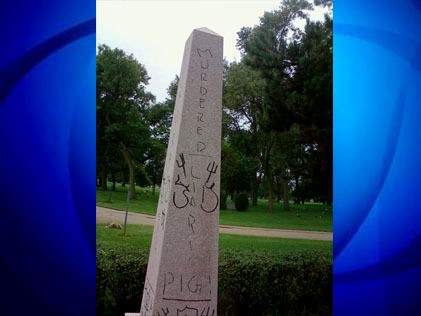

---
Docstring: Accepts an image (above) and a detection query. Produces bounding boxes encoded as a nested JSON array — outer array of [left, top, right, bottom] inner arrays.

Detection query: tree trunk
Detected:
[[267, 173, 274, 213], [263, 135, 274, 213], [276, 176, 282, 202], [251, 171, 260, 207], [282, 177, 290, 211], [232, 191, 237, 204], [326, 179, 332, 206], [99, 141, 110, 191], [327, 164, 333, 205], [294, 175, 300, 204], [128, 162, 136, 199], [121, 174, 126, 187], [100, 162, 108, 191], [265, 156, 274, 212], [120, 142, 136, 199], [110, 167, 116, 191], [152, 168, 157, 195]]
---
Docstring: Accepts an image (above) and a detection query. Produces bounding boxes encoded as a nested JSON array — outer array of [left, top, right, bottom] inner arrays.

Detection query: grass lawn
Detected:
[[97, 184, 332, 232], [96, 224, 332, 255], [97, 185, 159, 215], [220, 202, 331, 231]]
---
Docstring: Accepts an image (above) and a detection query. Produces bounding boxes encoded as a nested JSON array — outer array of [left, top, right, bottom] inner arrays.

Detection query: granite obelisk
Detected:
[[134, 28, 223, 316]]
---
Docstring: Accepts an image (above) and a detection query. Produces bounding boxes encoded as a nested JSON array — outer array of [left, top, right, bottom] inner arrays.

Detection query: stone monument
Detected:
[[127, 27, 223, 316]]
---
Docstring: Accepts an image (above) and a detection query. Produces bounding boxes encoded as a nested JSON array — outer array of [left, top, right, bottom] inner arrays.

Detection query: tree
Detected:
[[234, 0, 312, 211], [287, 16, 333, 204], [223, 61, 266, 206], [144, 76, 178, 194], [145, 76, 178, 144], [96, 44, 154, 199], [221, 139, 253, 201]]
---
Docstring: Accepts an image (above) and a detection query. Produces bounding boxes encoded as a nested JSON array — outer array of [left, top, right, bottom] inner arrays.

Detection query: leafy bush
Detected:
[[235, 193, 249, 212], [218, 250, 332, 316], [97, 247, 332, 316], [96, 247, 149, 316]]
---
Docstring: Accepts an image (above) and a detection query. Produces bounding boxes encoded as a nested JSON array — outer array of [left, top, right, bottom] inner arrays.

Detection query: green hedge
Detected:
[[96, 248, 148, 316], [235, 193, 249, 212], [97, 248, 332, 316], [218, 250, 332, 316]]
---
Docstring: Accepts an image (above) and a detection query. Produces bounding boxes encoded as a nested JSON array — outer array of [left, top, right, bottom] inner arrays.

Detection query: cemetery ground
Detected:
[[97, 224, 332, 254], [97, 216, 332, 316], [96, 184, 332, 316], [96, 184, 332, 232]]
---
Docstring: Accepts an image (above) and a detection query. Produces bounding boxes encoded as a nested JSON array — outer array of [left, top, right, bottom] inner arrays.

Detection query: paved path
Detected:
[[96, 206, 332, 241]]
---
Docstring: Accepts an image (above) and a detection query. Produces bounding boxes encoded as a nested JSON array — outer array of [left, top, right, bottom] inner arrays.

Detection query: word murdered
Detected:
[[195, 48, 212, 157]]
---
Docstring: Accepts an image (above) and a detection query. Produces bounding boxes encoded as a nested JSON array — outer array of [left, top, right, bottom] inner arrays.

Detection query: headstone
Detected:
[[128, 27, 223, 316]]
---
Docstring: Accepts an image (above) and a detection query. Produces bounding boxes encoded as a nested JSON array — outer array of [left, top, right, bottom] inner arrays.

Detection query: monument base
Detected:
[[125, 313, 140, 316]]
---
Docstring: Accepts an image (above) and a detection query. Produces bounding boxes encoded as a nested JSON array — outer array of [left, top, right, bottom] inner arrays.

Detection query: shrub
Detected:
[[218, 250, 332, 315], [96, 247, 332, 316], [235, 193, 249, 212], [96, 247, 149, 316]]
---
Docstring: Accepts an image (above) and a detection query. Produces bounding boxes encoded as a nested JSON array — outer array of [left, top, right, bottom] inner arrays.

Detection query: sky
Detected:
[[97, 0, 327, 102]]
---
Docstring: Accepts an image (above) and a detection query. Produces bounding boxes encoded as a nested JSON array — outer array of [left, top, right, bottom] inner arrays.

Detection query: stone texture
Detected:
[[135, 28, 223, 316]]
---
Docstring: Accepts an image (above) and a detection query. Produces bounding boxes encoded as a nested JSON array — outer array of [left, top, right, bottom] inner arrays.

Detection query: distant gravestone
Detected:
[[127, 27, 223, 316]]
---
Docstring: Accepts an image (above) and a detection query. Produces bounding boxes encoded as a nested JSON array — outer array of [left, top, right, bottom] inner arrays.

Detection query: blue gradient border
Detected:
[[334, 0, 421, 315], [0, 1, 95, 315], [2, 0, 421, 315]]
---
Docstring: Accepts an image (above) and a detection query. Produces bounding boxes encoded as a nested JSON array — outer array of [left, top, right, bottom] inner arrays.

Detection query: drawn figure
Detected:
[[205, 162, 218, 183], [164, 176, 171, 203], [200, 86, 207, 95], [176, 153, 187, 177], [173, 174, 190, 209], [142, 290, 151, 313], [160, 175, 171, 203], [191, 166, 201, 179], [197, 112, 205, 122], [177, 305, 199, 316], [201, 182, 219, 213], [199, 98, 205, 108], [200, 307, 215, 316], [188, 275, 202, 294], [188, 214, 196, 234], [200, 60, 210, 69], [157, 307, 170, 316], [197, 48, 213, 58], [141, 278, 155, 314], [200, 161, 219, 213], [160, 177, 166, 199], [197, 141, 206, 152], [163, 272, 175, 295], [208, 276, 212, 295], [160, 211, 166, 228]]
